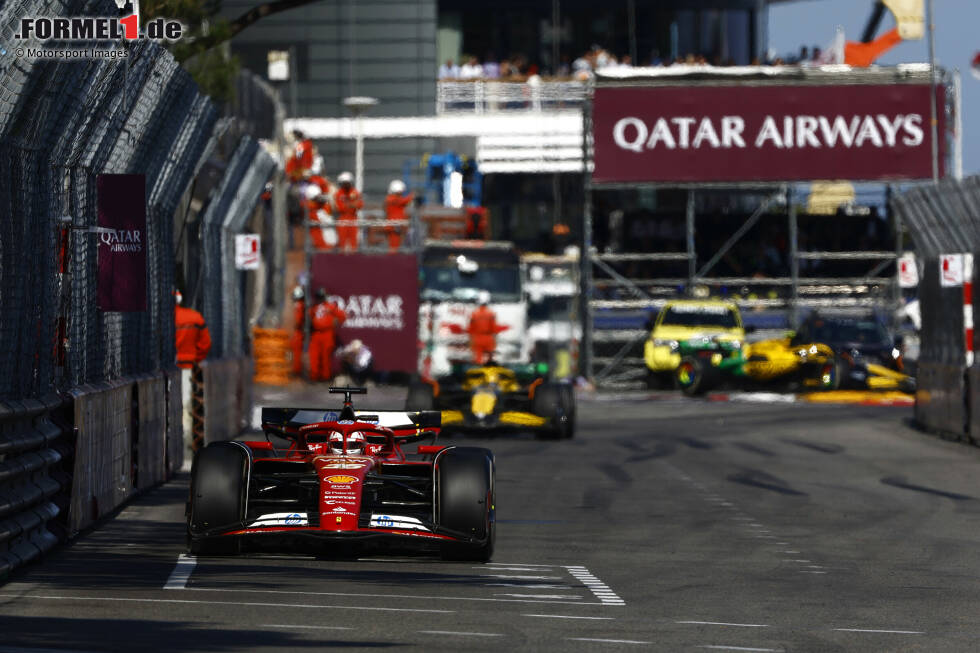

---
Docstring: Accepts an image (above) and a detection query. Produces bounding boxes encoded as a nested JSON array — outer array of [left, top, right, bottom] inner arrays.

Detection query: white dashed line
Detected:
[[523, 614, 614, 620], [566, 638, 650, 645], [833, 628, 923, 634], [677, 621, 769, 628], [419, 630, 503, 637], [697, 646, 783, 652], [564, 565, 626, 605], [0, 594, 454, 613], [482, 574, 563, 580], [163, 554, 196, 590], [495, 594, 582, 599], [262, 624, 353, 631], [179, 586, 591, 606]]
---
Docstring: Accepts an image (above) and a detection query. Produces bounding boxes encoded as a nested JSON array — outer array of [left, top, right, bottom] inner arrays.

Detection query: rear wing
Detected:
[[261, 407, 440, 433]]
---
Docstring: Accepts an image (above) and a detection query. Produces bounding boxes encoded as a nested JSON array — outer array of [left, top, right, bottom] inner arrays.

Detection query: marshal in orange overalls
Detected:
[[175, 305, 212, 369], [334, 184, 363, 252], [310, 297, 347, 381], [467, 304, 506, 364]]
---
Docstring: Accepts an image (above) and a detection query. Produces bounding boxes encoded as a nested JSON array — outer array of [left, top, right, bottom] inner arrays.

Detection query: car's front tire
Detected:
[[437, 447, 495, 561], [532, 382, 575, 439], [187, 442, 248, 555]]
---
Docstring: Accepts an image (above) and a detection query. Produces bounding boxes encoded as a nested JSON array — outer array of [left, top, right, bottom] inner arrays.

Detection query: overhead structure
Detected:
[[581, 65, 955, 386]]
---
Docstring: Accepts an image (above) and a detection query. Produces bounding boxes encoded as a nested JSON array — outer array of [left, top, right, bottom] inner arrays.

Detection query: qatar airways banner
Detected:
[[97, 174, 146, 311], [311, 253, 419, 372], [592, 84, 944, 183]]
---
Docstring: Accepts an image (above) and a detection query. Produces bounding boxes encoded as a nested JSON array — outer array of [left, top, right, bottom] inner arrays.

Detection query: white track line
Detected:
[[0, 594, 453, 613], [495, 594, 582, 599], [179, 585, 596, 606], [678, 621, 769, 628], [697, 646, 783, 652], [564, 566, 626, 605], [833, 628, 924, 634], [523, 614, 614, 620], [163, 554, 197, 590], [566, 638, 650, 645], [481, 574, 563, 580], [263, 624, 353, 631], [419, 631, 503, 637]]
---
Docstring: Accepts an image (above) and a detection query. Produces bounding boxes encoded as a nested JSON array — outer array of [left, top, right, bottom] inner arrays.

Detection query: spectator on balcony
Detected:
[[482, 54, 500, 79], [459, 56, 484, 79], [438, 58, 460, 80]]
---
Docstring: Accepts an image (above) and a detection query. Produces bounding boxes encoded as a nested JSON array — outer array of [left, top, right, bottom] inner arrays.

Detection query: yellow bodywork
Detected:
[[461, 366, 520, 392], [645, 300, 744, 372], [864, 362, 910, 390], [742, 338, 834, 381], [439, 409, 546, 427]]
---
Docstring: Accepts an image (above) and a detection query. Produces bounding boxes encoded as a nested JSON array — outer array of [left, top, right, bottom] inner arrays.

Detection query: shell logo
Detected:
[[325, 475, 358, 484]]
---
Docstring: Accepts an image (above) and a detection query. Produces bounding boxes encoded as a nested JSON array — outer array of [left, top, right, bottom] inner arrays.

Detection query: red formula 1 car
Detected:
[[186, 387, 495, 561]]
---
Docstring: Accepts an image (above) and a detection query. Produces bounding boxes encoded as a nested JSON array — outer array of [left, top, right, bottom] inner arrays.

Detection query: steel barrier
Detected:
[[892, 176, 980, 442], [164, 369, 184, 476], [135, 375, 167, 491], [68, 381, 133, 535], [0, 396, 66, 581], [198, 357, 252, 447]]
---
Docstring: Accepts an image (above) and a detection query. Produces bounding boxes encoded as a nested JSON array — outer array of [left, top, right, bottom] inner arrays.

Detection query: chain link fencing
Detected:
[[1, 0, 281, 578], [892, 176, 980, 440]]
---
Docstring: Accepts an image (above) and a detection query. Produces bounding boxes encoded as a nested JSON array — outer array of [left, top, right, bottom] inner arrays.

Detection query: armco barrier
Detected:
[[68, 381, 134, 535], [0, 396, 67, 581], [912, 257, 969, 439], [164, 369, 184, 476], [135, 376, 167, 491], [198, 357, 253, 447]]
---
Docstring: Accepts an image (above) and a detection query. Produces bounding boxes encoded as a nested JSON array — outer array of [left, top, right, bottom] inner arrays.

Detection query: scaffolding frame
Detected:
[[578, 71, 948, 387]]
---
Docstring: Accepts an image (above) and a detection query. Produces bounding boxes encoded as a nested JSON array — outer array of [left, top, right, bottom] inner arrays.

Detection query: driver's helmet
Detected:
[[347, 431, 366, 455], [328, 430, 366, 455]]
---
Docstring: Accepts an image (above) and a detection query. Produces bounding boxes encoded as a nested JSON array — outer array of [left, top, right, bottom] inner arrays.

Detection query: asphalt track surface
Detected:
[[3, 386, 980, 652]]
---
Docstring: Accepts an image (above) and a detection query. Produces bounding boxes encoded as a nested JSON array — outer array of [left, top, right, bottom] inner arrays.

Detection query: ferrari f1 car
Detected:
[[187, 388, 495, 560], [405, 363, 574, 439]]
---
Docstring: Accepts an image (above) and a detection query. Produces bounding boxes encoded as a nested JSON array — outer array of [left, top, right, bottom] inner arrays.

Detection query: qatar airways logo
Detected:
[[99, 228, 142, 253], [330, 294, 404, 330], [612, 113, 925, 152]]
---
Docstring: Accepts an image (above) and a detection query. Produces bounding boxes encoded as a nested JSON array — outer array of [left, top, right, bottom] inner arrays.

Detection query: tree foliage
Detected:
[[142, 0, 317, 102]]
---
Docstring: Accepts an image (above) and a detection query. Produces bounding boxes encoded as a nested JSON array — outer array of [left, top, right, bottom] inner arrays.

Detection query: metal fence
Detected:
[[892, 176, 980, 440], [437, 80, 587, 114], [0, 0, 280, 579]]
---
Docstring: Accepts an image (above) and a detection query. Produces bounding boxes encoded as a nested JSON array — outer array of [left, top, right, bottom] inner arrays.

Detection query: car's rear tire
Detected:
[[676, 356, 717, 396], [188, 442, 248, 555], [438, 447, 495, 561], [406, 381, 436, 411], [532, 382, 575, 439]]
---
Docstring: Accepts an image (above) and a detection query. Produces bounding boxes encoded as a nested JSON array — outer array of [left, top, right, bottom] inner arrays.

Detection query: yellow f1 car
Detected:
[[406, 363, 575, 439]]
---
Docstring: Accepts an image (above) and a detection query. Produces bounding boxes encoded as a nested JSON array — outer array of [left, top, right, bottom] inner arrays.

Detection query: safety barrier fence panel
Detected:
[[68, 380, 133, 535], [164, 369, 184, 476], [0, 396, 66, 581], [892, 176, 980, 441], [135, 375, 167, 491], [197, 357, 253, 448]]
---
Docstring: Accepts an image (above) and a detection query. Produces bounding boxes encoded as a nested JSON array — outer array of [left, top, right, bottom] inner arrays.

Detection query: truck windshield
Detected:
[[421, 264, 521, 302], [660, 306, 739, 328]]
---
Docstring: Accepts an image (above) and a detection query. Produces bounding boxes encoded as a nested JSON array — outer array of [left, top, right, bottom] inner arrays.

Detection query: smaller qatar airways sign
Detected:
[[311, 253, 419, 372], [592, 84, 944, 183]]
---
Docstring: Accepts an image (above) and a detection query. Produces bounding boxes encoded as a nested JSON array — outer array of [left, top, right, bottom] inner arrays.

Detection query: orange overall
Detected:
[[175, 305, 212, 369], [310, 300, 347, 381], [467, 305, 504, 364], [285, 138, 314, 181], [384, 192, 413, 252], [334, 186, 364, 252], [291, 298, 306, 375], [305, 176, 334, 250]]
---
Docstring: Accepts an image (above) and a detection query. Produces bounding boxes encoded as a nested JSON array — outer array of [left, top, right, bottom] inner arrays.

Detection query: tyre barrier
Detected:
[[252, 328, 291, 386], [0, 395, 67, 582]]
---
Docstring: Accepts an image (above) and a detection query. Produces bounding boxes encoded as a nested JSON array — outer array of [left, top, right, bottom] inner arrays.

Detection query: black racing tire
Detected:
[[817, 357, 843, 391], [676, 356, 717, 396], [188, 442, 248, 555], [438, 447, 495, 562], [532, 382, 574, 439], [405, 381, 436, 411]]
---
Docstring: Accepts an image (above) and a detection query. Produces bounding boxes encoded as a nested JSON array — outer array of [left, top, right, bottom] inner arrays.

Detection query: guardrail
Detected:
[[437, 80, 587, 114], [0, 396, 66, 581]]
